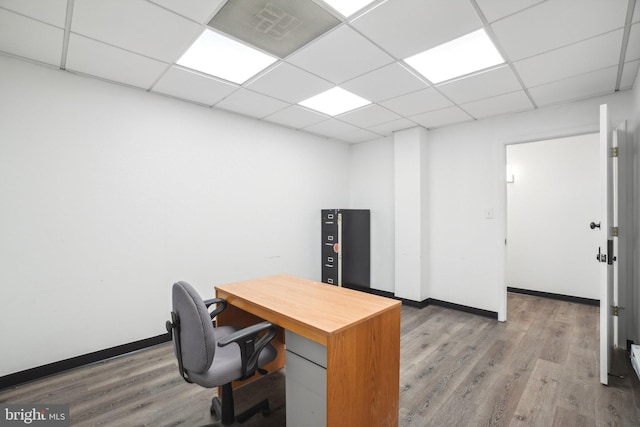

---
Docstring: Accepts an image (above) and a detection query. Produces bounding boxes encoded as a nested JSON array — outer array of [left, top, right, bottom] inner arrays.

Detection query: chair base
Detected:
[[210, 384, 270, 425]]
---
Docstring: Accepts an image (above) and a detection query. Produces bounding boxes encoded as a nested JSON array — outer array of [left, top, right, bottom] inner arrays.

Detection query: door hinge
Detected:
[[613, 226, 619, 237], [611, 147, 619, 157], [612, 306, 625, 316]]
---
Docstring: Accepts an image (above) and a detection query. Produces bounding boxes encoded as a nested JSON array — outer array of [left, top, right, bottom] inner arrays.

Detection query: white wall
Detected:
[[351, 91, 632, 320], [3, 51, 638, 377], [394, 127, 430, 301], [428, 94, 631, 320], [349, 137, 395, 292], [506, 134, 600, 299], [0, 55, 351, 377]]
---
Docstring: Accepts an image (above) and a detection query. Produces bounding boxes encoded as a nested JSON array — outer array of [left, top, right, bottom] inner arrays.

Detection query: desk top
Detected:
[[215, 274, 401, 345]]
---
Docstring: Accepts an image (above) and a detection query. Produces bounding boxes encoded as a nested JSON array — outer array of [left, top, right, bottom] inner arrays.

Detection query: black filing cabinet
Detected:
[[321, 209, 370, 289]]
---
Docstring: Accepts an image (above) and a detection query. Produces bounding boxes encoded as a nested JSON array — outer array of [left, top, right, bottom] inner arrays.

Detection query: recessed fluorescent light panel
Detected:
[[209, 0, 340, 58], [404, 29, 504, 84], [299, 87, 371, 116], [177, 29, 277, 84], [322, 0, 376, 17]]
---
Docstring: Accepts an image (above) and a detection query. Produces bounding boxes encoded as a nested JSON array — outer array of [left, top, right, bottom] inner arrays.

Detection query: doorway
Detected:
[[505, 133, 600, 300]]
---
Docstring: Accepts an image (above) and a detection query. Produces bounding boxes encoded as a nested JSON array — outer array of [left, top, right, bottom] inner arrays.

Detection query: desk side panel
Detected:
[[327, 304, 401, 426]]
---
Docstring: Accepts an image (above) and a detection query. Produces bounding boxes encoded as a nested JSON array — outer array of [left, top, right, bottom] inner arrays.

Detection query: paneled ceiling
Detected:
[[1, 0, 638, 143]]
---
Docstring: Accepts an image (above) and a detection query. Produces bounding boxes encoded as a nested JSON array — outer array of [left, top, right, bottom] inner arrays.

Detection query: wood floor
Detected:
[[2, 292, 639, 426]]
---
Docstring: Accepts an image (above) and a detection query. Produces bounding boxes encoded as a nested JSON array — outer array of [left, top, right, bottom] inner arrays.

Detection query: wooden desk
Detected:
[[215, 274, 401, 427]]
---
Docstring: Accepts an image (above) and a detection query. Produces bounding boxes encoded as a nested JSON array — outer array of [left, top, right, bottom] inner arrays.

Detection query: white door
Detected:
[[598, 104, 618, 385]]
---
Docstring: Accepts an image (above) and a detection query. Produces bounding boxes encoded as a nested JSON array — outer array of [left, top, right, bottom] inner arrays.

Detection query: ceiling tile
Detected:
[[71, 0, 202, 63], [287, 25, 394, 84], [620, 60, 639, 89], [337, 104, 402, 128], [247, 63, 333, 103], [351, 0, 482, 59], [462, 91, 533, 119], [410, 106, 473, 129], [368, 118, 418, 136], [514, 29, 623, 87], [380, 88, 452, 117], [625, 23, 640, 62], [335, 128, 383, 144], [152, 66, 239, 106], [475, 0, 544, 23], [303, 118, 360, 138], [263, 105, 328, 129], [341, 62, 428, 102], [491, 0, 628, 61], [0, 9, 63, 66], [147, 0, 225, 23], [437, 65, 522, 104], [528, 66, 618, 107], [66, 34, 168, 89], [0, 0, 67, 27], [214, 89, 289, 118]]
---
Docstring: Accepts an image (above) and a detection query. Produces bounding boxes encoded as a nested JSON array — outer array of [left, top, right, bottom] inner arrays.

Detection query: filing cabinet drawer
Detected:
[[321, 268, 337, 285], [323, 254, 335, 267]]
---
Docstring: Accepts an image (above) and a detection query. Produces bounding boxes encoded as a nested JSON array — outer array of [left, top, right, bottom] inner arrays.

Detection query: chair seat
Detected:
[[188, 326, 277, 387]]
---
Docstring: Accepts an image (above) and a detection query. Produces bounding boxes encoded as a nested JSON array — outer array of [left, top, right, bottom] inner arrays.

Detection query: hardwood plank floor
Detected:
[[1, 292, 639, 426]]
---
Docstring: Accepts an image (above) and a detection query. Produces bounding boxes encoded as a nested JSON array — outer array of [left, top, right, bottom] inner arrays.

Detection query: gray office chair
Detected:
[[166, 281, 277, 425]]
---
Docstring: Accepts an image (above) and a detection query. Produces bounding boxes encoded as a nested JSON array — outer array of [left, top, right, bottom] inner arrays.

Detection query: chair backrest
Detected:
[[171, 281, 217, 375]]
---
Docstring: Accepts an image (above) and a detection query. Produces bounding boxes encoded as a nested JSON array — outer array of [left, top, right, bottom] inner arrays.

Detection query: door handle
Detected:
[[590, 221, 601, 229]]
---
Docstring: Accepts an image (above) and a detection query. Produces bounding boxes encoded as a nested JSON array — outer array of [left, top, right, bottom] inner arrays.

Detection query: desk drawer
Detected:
[[286, 350, 327, 427], [285, 330, 326, 368]]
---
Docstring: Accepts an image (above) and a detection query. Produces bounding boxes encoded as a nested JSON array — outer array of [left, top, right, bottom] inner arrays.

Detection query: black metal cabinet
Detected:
[[321, 209, 370, 289]]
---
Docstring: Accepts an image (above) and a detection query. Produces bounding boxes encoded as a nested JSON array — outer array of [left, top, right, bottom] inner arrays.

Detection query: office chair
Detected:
[[166, 281, 277, 425]]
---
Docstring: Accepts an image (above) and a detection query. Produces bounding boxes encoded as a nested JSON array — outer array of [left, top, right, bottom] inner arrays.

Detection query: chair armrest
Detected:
[[218, 321, 277, 379], [204, 298, 227, 320]]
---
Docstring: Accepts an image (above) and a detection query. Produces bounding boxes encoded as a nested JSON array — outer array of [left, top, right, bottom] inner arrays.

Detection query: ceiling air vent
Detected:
[[208, 0, 340, 59]]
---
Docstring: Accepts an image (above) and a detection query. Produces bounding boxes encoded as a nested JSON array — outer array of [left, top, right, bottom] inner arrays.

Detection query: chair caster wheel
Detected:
[[210, 396, 222, 418]]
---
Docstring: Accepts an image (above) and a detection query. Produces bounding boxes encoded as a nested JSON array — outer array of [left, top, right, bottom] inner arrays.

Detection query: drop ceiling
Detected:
[[1, 0, 638, 143]]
